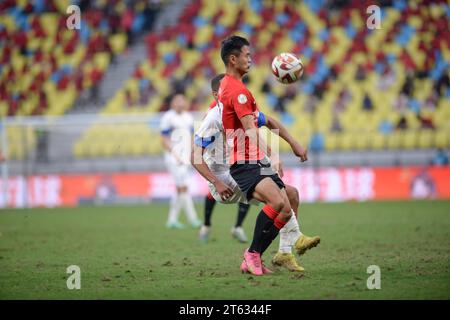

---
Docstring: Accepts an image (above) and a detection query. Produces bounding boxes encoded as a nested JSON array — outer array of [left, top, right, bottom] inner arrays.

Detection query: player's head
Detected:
[[210, 73, 225, 101], [220, 35, 251, 75], [170, 93, 188, 113]]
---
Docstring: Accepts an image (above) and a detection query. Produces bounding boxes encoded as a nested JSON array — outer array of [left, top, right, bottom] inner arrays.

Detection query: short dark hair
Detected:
[[210, 73, 225, 92], [220, 35, 250, 66]]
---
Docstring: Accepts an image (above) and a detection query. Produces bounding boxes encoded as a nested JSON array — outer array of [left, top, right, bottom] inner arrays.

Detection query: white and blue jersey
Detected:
[[194, 101, 267, 173], [194, 101, 267, 203], [160, 109, 194, 165], [160, 109, 194, 186]]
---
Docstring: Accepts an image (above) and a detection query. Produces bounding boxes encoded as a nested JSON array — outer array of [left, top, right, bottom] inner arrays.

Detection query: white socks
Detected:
[[179, 192, 199, 224], [278, 210, 303, 254], [288, 211, 302, 239], [167, 193, 182, 224]]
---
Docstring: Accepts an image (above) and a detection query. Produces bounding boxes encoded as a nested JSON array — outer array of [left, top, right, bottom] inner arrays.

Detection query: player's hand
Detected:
[[291, 142, 308, 162], [214, 180, 234, 201]]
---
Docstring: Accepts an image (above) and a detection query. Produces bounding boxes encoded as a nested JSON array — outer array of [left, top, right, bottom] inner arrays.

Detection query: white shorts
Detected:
[[208, 171, 259, 205], [165, 154, 189, 187]]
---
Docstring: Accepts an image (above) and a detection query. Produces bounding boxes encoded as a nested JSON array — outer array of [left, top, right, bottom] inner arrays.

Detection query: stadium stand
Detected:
[[2, 0, 449, 160], [1, 0, 164, 160], [74, 0, 450, 158]]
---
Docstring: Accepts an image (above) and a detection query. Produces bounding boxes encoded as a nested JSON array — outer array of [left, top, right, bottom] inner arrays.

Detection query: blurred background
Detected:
[[0, 0, 449, 208]]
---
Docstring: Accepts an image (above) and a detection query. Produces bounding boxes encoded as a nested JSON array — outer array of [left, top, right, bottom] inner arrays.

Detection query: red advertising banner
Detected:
[[1, 166, 449, 208]]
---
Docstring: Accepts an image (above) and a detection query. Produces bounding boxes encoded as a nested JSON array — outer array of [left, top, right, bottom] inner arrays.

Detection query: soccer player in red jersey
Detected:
[[198, 75, 251, 244], [218, 35, 308, 275]]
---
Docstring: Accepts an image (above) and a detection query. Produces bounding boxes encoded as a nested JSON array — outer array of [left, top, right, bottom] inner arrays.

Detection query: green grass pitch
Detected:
[[1, 200, 449, 299]]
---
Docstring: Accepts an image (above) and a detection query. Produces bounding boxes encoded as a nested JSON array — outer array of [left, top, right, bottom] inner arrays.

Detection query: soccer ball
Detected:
[[271, 53, 304, 84]]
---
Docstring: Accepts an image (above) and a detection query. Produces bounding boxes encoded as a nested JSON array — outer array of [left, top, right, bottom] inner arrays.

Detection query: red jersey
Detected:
[[219, 74, 265, 164]]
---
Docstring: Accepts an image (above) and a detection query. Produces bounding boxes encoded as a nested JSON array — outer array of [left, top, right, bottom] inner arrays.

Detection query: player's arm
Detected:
[[190, 112, 234, 200], [263, 114, 308, 162], [160, 113, 174, 153], [161, 134, 172, 152], [160, 134, 183, 163], [190, 143, 234, 200], [160, 112, 185, 164]]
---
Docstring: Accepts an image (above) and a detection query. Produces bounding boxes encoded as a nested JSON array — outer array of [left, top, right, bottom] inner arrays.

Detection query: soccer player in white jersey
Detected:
[[160, 93, 202, 229], [191, 74, 320, 272]]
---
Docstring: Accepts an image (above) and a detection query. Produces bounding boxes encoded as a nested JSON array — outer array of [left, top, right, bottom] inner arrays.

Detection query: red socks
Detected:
[[262, 204, 279, 220], [274, 216, 287, 230], [262, 204, 288, 229]]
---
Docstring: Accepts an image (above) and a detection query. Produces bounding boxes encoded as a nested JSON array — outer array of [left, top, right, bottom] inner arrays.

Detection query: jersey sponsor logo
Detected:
[[237, 94, 248, 104]]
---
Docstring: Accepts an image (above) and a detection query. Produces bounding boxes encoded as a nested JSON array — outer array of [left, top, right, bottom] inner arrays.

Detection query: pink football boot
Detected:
[[242, 249, 263, 276], [241, 259, 273, 274]]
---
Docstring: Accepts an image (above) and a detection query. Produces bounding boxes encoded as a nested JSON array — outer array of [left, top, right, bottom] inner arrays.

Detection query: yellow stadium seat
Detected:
[[73, 140, 87, 158], [6, 0, 443, 157], [338, 132, 355, 150], [386, 131, 402, 149], [9, 144, 25, 161], [194, 25, 214, 46], [219, 1, 239, 26], [0, 101, 7, 117], [325, 133, 338, 151], [40, 13, 58, 36], [94, 53, 110, 71], [370, 133, 386, 150], [110, 33, 127, 54], [53, 0, 71, 12], [417, 130, 433, 149], [1, 15, 16, 32], [148, 137, 163, 154], [434, 130, 449, 148], [125, 140, 143, 156], [354, 134, 369, 150], [401, 130, 418, 149]]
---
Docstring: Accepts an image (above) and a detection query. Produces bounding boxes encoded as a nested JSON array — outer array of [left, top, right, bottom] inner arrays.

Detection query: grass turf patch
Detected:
[[0, 200, 449, 299]]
